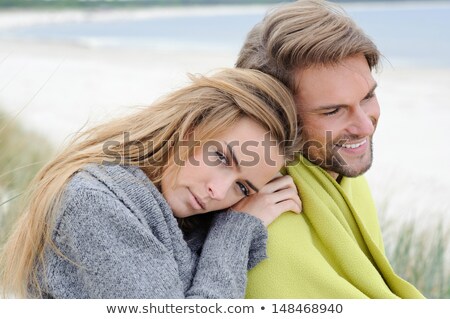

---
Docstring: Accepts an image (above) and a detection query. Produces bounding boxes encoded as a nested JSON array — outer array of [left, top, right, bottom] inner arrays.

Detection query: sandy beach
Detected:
[[1, 6, 449, 228]]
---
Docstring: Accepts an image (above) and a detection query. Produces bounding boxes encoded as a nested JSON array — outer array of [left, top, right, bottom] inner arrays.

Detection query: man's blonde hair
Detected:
[[236, 0, 380, 94]]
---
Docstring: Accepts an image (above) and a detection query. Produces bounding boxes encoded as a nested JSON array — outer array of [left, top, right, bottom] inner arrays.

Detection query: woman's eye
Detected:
[[215, 151, 229, 165], [237, 181, 249, 197]]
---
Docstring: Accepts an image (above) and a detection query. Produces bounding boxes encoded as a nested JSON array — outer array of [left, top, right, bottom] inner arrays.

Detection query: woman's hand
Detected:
[[232, 174, 302, 227]]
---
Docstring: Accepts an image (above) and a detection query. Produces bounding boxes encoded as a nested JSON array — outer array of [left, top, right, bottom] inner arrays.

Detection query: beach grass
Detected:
[[381, 214, 450, 298], [0, 110, 53, 246]]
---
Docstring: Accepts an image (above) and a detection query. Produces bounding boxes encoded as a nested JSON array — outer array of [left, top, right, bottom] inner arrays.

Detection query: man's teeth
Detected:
[[339, 139, 367, 149]]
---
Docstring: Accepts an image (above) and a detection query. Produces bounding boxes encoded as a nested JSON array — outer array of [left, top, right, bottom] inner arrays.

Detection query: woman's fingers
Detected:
[[232, 174, 302, 227], [261, 175, 297, 194], [266, 188, 302, 214], [274, 198, 302, 215]]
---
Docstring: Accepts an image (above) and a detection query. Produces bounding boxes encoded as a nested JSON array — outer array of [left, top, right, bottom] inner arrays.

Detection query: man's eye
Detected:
[[236, 182, 249, 197], [364, 92, 376, 101], [324, 108, 339, 116], [215, 151, 229, 165]]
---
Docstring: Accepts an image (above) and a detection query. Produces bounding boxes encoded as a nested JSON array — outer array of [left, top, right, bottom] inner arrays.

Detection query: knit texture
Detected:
[[37, 164, 267, 298], [245, 155, 425, 299]]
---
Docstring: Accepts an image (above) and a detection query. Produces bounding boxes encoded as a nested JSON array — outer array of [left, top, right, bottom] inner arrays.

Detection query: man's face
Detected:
[[294, 54, 380, 179]]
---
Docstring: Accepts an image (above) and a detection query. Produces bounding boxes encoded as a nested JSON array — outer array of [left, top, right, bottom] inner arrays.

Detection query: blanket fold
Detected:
[[245, 156, 424, 298]]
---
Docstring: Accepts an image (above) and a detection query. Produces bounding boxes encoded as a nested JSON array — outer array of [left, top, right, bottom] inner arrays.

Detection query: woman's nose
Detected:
[[207, 175, 233, 201]]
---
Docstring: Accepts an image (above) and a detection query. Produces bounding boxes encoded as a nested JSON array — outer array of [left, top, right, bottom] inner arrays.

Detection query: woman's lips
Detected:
[[189, 189, 205, 210]]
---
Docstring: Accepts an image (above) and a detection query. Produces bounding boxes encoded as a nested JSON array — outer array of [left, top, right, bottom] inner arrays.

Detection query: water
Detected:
[[349, 3, 450, 68], [2, 10, 266, 52], [2, 2, 450, 68]]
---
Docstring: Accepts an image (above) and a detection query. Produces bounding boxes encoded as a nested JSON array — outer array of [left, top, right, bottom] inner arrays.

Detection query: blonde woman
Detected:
[[1, 69, 302, 298]]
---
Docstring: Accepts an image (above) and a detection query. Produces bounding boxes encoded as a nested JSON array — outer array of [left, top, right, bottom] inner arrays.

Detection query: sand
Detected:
[[1, 7, 449, 229]]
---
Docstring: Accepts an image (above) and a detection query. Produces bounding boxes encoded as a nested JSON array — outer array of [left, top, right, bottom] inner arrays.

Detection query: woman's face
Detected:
[[161, 117, 285, 218]]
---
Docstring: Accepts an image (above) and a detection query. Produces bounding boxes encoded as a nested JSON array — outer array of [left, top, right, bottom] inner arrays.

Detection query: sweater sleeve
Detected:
[[186, 210, 267, 299], [52, 187, 190, 298]]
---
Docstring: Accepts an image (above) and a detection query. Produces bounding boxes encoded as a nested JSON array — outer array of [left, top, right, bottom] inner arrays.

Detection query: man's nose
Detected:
[[348, 104, 378, 137]]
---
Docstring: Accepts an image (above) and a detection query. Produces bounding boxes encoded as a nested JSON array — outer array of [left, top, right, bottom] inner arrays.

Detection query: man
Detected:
[[236, 0, 424, 298]]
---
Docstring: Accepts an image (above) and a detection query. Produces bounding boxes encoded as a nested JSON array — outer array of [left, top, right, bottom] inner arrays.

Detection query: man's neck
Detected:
[[325, 170, 344, 184], [326, 170, 340, 181]]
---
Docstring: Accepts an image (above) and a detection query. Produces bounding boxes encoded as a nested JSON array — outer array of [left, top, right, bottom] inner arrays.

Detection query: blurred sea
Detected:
[[1, 1, 450, 68]]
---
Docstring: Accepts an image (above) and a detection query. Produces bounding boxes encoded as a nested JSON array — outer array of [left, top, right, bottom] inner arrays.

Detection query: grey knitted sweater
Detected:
[[37, 164, 267, 298]]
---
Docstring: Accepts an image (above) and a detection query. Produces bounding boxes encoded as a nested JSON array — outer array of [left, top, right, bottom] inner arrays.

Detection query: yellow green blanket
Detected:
[[246, 156, 424, 298]]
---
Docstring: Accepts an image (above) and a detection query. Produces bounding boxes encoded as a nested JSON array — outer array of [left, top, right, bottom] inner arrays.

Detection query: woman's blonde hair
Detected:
[[0, 68, 299, 297], [236, 0, 380, 94]]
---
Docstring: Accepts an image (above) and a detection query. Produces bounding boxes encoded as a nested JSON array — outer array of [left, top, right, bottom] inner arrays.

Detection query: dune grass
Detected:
[[0, 110, 53, 246], [380, 214, 450, 298]]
